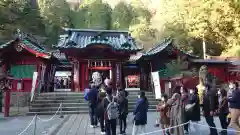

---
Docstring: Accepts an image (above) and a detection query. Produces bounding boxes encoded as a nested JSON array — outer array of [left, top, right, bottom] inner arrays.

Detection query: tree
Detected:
[[38, 0, 72, 45], [130, 22, 158, 49], [152, 0, 240, 56], [0, 0, 45, 43], [111, 2, 134, 30], [84, 0, 112, 30], [222, 46, 240, 57]]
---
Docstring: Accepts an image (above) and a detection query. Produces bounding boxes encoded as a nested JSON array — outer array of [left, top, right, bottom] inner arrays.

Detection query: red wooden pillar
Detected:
[[85, 62, 89, 90], [80, 61, 89, 91], [112, 61, 116, 91], [4, 90, 10, 117], [116, 62, 122, 88], [2, 64, 10, 117], [73, 61, 80, 92]]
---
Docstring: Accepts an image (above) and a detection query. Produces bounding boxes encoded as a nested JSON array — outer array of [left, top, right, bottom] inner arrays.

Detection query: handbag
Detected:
[[185, 103, 196, 112]]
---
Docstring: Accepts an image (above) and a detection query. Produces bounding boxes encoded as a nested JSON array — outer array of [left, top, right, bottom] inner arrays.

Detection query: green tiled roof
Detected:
[[143, 37, 198, 58], [22, 39, 49, 54], [0, 31, 51, 57], [55, 28, 142, 51]]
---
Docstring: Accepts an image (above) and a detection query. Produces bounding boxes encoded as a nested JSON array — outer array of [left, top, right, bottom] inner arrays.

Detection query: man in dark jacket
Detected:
[[228, 82, 240, 134], [202, 84, 218, 135], [86, 83, 98, 128]]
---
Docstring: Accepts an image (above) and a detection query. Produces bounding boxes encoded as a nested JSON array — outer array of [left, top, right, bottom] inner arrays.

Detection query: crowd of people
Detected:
[[84, 79, 149, 135], [84, 77, 239, 135], [156, 81, 239, 135], [54, 77, 71, 89]]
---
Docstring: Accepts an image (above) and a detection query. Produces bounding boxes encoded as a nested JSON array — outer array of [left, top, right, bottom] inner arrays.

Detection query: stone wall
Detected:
[[3, 92, 30, 107]]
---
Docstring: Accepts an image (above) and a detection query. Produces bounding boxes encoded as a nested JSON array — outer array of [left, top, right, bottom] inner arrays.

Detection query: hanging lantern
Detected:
[[15, 43, 23, 52]]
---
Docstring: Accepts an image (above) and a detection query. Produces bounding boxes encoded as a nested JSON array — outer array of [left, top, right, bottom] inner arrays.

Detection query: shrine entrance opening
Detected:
[[87, 60, 112, 84], [88, 68, 111, 83]]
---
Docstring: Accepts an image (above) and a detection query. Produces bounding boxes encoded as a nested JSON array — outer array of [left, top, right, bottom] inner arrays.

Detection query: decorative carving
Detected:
[[198, 65, 209, 85], [92, 72, 102, 86], [15, 43, 23, 52]]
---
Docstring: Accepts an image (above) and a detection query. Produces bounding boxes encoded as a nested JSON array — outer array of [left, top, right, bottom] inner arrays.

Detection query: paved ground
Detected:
[[0, 114, 69, 135], [55, 112, 237, 135]]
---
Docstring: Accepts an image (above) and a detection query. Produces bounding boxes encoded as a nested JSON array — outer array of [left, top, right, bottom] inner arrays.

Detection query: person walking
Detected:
[[86, 83, 98, 128], [181, 86, 189, 134], [132, 92, 149, 135], [187, 88, 201, 135], [228, 82, 240, 134], [103, 82, 118, 135], [202, 84, 218, 135], [117, 91, 128, 135], [217, 89, 229, 135], [167, 86, 184, 135]]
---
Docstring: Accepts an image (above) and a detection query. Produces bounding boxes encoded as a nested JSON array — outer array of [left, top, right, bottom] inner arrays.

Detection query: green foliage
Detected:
[[85, 0, 112, 30], [153, 0, 240, 57], [111, 2, 133, 30], [38, 0, 72, 45], [222, 46, 240, 57], [0, 0, 46, 42]]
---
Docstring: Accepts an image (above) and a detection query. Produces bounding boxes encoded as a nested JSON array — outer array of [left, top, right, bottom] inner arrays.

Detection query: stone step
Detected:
[[27, 109, 157, 115], [29, 91, 157, 115], [30, 101, 159, 108], [29, 105, 157, 112], [38, 91, 155, 96]]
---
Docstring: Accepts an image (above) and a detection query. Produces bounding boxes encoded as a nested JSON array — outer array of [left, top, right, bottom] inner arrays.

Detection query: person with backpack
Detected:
[[86, 83, 99, 128], [132, 92, 149, 135], [117, 91, 128, 135], [102, 83, 118, 135]]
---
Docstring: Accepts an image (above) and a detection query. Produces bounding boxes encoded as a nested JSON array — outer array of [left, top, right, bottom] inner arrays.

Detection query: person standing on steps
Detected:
[[86, 83, 98, 128], [117, 90, 128, 135], [102, 80, 118, 135]]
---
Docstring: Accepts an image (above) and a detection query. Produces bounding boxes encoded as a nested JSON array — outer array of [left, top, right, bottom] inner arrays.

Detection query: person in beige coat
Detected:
[[167, 86, 184, 135]]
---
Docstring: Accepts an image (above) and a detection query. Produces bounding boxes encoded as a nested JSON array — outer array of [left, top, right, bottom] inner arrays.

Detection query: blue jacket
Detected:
[[228, 89, 240, 109], [133, 98, 149, 124], [84, 88, 90, 101], [86, 88, 98, 107]]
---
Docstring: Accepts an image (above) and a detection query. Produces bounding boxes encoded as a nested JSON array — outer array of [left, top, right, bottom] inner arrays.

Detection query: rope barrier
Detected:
[[37, 103, 62, 122], [191, 121, 240, 133], [16, 103, 62, 135], [17, 115, 36, 135], [137, 122, 190, 135]]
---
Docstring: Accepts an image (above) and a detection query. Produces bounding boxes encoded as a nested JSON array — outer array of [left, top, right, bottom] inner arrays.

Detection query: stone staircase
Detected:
[[28, 90, 158, 115]]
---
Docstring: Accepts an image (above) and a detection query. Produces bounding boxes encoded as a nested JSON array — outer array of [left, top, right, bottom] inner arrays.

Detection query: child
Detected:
[[157, 94, 170, 135]]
